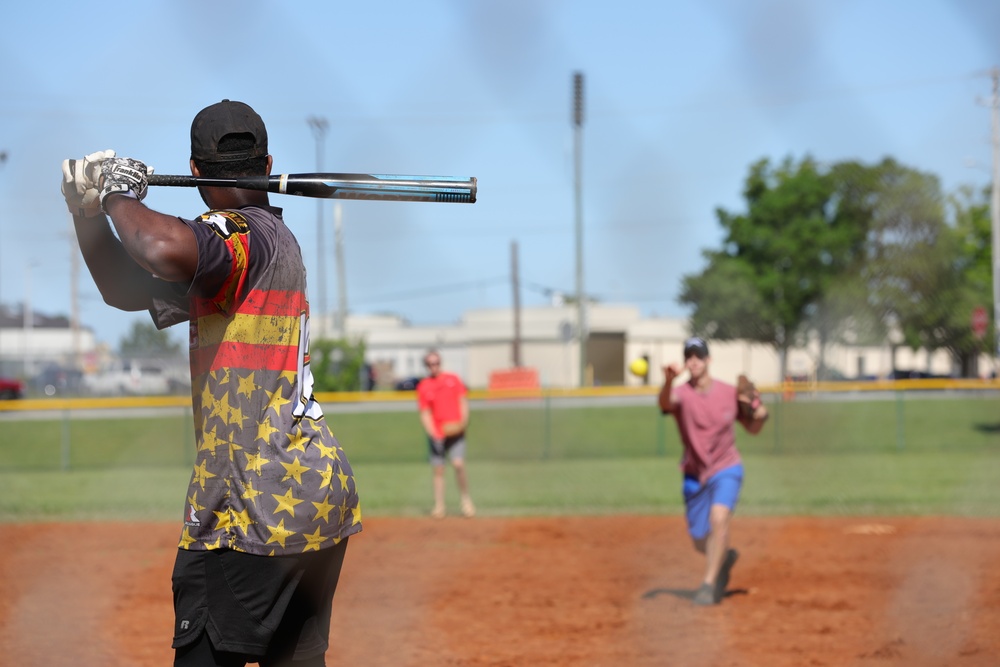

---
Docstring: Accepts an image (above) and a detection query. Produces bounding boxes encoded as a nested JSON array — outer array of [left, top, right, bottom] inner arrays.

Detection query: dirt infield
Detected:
[[2, 515, 998, 666]]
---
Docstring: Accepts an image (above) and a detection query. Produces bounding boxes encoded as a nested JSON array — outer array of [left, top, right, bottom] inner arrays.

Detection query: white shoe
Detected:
[[460, 497, 476, 518]]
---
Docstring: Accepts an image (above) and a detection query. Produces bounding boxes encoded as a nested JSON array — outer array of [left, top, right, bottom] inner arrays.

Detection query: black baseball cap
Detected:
[[190, 100, 268, 162], [683, 336, 709, 358]]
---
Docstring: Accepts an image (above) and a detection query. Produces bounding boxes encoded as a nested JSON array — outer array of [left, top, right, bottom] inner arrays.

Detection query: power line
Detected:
[[354, 276, 508, 305]]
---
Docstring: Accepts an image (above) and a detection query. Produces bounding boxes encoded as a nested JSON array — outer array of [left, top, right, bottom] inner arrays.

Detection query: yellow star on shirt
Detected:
[[317, 463, 335, 490], [241, 480, 263, 502], [178, 527, 197, 549], [272, 487, 304, 517], [237, 372, 257, 401], [265, 519, 296, 548], [256, 418, 280, 446], [200, 381, 215, 414], [281, 456, 311, 485], [286, 426, 310, 453], [187, 491, 205, 512], [208, 390, 229, 423], [302, 527, 328, 552], [312, 496, 336, 523], [226, 440, 243, 462], [217, 392, 233, 424], [336, 471, 351, 492], [193, 460, 217, 490], [198, 428, 225, 457], [231, 508, 253, 535], [278, 370, 296, 388], [314, 441, 339, 461], [265, 385, 292, 417], [228, 401, 247, 432], [244, 451, 270, 476], [213, 509, 232, 531]]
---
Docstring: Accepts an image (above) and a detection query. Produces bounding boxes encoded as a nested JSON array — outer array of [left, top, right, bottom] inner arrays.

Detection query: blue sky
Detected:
[[1, 0, 998, 349]]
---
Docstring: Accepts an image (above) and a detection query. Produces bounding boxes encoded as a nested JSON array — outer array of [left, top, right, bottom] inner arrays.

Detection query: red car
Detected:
[[0, 376, 24, 399]]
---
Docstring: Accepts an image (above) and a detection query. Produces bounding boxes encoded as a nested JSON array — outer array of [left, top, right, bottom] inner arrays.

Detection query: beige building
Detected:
[[324, 304, 984, 390]]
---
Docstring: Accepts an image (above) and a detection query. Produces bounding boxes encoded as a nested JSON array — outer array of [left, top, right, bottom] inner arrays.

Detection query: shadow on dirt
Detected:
[[641, 587, 749, 601]]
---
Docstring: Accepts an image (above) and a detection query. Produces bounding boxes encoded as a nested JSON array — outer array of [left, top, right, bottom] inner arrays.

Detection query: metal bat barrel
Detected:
[[148, 173, 477, 204]]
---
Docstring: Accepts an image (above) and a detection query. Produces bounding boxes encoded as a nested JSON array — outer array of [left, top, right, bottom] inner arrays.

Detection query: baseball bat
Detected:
[[147, 172, 477, 204]]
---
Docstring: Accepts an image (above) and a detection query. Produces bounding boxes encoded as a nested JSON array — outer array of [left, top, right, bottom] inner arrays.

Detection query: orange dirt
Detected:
[[1, 515, 999, 666]]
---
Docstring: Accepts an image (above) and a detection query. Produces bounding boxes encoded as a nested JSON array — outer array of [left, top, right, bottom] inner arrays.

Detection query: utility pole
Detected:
[[511, 240, 522, 367], [990, 67, 1000, 373], [307, 116, 329, 339], [572, 72, 588, 387], [0, 151, 7, 313], [334, 202, 347, 339], [70, 226, 81, 370]]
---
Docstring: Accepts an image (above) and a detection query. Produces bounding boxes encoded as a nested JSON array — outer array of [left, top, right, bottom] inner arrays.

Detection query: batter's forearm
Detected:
[[73, 214, 158, 311], [104, 196, 198, 283]]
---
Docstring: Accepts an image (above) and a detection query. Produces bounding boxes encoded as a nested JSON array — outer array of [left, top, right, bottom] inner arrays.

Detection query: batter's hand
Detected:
[[99, 157, 153, 210], [62, 149, 115, 218]]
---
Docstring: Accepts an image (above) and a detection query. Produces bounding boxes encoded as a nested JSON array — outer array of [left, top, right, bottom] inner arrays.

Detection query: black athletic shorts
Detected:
[[171, 538, 349, 661]]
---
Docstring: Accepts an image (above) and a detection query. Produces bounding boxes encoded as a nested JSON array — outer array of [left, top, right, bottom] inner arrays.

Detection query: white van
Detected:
[[83, 360, 177, 396]]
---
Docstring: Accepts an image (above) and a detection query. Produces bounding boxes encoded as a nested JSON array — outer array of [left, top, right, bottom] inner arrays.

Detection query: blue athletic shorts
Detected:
[[682, 464, 744, 540]]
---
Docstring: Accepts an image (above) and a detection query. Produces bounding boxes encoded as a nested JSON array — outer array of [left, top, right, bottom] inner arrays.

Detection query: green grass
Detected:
[[1, 394, 998, 521]]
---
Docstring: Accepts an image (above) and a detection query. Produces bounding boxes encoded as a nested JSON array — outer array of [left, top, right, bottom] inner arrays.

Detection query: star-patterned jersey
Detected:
[[149, 205, 362, 556]]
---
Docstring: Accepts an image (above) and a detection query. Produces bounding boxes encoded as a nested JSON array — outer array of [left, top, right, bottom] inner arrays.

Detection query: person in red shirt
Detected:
[[658, 337, 768, 606], [416, 349, 475, 518]]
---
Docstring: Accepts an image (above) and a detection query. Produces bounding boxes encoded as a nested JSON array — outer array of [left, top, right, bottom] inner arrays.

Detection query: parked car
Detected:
[[32, 365, 85, 397], [394, 376, 424, 391], [0, 376, 25, 399], [82, 360, 175, 396]]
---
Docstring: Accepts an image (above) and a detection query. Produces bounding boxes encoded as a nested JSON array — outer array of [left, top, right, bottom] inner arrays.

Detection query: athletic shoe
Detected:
[[431, 504, 445, 519], [693, 583, 717, 606], [461, 496, 476, 518], [715, 548, 740, 602]]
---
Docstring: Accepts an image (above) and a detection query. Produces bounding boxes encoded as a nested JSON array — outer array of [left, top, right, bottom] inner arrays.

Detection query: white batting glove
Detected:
[[99, 157, 154, 211], [61, 149, 116, 218]]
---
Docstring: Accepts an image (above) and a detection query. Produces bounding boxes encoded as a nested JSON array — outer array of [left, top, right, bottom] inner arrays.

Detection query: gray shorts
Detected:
[[428, 434, 467, 466]]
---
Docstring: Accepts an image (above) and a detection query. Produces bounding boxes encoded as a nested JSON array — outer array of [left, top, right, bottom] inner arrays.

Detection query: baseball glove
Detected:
[[736, 374, 757, 420], [441, 421, 465, 437]]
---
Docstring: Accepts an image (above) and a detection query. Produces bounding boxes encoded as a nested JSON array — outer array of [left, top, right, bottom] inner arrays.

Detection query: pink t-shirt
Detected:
[[671, 379, 742, 483], [417, 372, 467, 439]]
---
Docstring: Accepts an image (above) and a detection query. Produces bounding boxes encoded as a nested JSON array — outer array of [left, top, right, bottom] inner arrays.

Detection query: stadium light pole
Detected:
[[572, 72, 588, 387], [307, 116, 329, 339]]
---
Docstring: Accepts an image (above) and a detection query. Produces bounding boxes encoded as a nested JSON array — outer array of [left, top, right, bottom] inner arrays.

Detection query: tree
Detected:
[[680, 156, 868, 378], [119, 320, 182, 358], [857, 159, 957, 373], [941, 184, 995, 375], [310, 338, 368, 392]]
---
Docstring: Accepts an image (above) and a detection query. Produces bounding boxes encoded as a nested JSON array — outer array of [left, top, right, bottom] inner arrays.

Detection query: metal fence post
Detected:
[[542, 393, 551, 460], [60, 408, 71, 471], [896, 391, 906, 451]]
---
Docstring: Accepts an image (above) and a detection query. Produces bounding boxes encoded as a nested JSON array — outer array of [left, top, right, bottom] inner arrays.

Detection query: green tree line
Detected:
[[680, 156, 995, 378]]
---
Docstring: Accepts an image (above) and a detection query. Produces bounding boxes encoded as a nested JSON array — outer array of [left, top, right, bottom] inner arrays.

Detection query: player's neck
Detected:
[[690, 373, 712, 392]]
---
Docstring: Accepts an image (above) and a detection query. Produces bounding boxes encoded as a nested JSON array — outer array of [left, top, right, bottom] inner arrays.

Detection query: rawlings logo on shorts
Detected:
[[197, 210, 250, 239]]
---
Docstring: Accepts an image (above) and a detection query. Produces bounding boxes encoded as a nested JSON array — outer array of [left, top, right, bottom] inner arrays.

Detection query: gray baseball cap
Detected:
[[683, 336, 709, 358]]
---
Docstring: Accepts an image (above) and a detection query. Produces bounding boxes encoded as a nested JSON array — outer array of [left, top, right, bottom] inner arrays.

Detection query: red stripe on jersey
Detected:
[[192, 341, 301, 373]]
